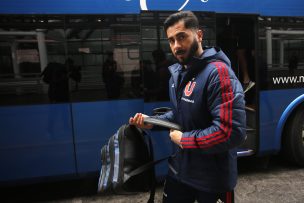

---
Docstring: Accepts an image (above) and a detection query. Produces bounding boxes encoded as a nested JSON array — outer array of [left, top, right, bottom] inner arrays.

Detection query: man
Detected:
[[129, 11, 246, 203]]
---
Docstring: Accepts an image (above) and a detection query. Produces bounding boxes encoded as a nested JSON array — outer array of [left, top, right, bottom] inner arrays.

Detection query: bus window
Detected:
[[258, 17, 304, 90], [0, 15, 66, 105], [0, 15, 142, 106], [65, 15, 141, 102]]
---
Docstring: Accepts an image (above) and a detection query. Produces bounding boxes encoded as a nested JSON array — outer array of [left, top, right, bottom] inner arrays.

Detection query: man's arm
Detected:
[[129, 110, 175, 129], [151, 110, 175, 123], [179, 62, 246, 153]]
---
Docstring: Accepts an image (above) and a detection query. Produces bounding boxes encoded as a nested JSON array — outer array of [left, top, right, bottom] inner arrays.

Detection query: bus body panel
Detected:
[[0, 104, 76, 182], [72, 99, 144, 174], [0, 0, 303, 16], [259, 89, 304, 155], [0, 0, 140, 14]]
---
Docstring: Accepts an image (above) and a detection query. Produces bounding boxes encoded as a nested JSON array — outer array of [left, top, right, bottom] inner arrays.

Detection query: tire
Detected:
[[283, 104, 304, 166]]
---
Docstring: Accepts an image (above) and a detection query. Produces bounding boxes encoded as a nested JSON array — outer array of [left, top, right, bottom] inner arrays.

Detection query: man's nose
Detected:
[[173, 40, 181, 51]]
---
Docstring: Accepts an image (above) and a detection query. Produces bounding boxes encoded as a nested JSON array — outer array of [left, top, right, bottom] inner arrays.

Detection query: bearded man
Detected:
[[130, 11, 246, 203]]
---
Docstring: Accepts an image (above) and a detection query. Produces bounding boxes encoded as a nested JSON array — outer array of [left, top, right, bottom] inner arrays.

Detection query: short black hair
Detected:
[[164, 11, 199, 33]]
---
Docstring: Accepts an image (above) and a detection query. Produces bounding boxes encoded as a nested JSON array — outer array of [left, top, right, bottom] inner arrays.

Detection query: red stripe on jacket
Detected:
[[182, 63, 233, 148], [181, 62, 234, 149]]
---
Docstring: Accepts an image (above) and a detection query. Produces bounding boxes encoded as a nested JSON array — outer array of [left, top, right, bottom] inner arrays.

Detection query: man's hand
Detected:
[[170, 129, 183, 148], [129, 113, 153, 129]]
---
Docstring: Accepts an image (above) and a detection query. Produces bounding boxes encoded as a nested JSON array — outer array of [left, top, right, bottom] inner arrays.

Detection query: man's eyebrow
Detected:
[[176, 31, 187, 37], [168, 31, 187, 39]]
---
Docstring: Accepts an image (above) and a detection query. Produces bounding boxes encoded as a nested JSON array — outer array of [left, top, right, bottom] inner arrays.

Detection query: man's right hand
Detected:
[[129, 113, 153, 129]]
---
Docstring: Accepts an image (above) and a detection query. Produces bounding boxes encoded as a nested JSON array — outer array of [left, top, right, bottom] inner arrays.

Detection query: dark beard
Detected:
[[175, 38, 199, 65]]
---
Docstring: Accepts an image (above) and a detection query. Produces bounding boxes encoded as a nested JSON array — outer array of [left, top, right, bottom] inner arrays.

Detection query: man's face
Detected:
[[166, 20, 203, 65]]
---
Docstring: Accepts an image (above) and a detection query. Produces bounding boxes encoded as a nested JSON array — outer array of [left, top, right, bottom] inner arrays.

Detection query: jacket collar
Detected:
[[168, 47, 221, 90]]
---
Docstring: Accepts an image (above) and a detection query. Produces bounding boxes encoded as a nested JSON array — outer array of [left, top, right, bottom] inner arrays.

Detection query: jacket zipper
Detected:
[[176, 74, 184, 181]]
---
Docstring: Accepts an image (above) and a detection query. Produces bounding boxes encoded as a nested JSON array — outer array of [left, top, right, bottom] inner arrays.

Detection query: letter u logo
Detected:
[[184, 81, 196, 97]]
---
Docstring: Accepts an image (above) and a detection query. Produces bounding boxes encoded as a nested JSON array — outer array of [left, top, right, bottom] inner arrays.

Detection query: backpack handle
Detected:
[[144, 117, 182, 131]]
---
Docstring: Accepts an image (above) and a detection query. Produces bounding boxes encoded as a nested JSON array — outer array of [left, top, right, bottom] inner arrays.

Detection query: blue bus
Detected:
[[0, 0, 304, 184]]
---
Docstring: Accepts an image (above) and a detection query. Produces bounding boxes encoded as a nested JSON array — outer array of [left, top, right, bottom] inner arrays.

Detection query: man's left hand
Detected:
[[169, 129, 183, 148]]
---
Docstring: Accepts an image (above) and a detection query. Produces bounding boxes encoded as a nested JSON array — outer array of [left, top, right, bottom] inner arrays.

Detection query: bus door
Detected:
[[216, 14, 258, 156]]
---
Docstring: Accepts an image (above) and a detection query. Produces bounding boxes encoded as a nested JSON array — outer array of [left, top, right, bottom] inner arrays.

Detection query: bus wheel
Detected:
[[283, 104, 304, 167]]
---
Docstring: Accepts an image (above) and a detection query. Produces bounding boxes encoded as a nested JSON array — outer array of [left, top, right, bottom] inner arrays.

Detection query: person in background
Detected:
[[234, 19, 255, 93], [152, 49, 172, 100], [66, 58, 81, 91], [102, 52, 124, 99], [41, 62, 69, 103]]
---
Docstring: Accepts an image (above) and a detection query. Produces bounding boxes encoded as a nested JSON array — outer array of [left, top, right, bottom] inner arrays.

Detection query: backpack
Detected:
[[97, 117, 181, 202]]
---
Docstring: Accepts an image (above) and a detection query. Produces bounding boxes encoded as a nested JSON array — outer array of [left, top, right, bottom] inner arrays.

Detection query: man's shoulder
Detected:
[[204, 61, 236, 84], [205, 61, 233, 75], [207, 60, 229, 68]]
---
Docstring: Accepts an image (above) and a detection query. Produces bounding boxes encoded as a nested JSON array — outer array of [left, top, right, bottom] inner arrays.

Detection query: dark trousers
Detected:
[[163, 176, 234, 203]]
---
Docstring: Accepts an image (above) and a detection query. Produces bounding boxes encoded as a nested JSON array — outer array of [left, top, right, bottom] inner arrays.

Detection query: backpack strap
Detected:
[[123, 132, 170, 203], [123, 155, 170, 181], [147, 134, 156, 203]]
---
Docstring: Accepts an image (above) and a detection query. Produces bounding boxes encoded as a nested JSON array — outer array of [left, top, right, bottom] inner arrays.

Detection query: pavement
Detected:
[[235, 156, 304, 203], [1, 156, 304, 203]]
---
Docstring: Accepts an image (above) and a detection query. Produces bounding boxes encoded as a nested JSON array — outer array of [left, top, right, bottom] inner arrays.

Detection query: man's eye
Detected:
[[178, 35, 185, 41], [168, 39, 174, 44]]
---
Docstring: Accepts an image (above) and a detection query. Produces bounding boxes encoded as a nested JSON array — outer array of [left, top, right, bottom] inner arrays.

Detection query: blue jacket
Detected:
[[156, 47, 246, 192]]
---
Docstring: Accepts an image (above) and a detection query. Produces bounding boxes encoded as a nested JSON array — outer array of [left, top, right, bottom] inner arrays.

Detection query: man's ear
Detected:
[[197, 29, 203, 43]]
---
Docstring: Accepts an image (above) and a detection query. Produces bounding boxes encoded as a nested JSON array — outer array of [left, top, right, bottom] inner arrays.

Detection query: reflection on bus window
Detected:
[[0, 15, 141, 105]]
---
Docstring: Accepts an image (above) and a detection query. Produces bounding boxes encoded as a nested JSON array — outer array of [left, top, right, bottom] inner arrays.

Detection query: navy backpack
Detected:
[[97, 116, 181, 202]]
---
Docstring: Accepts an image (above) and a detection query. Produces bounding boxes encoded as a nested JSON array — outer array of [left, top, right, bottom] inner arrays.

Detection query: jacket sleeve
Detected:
[[180, 62, 246, 153], [151, 110, 175, 123]]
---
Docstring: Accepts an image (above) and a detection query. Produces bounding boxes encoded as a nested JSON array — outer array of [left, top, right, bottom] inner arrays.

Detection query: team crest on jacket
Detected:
[[184, 81, 196, 97]]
